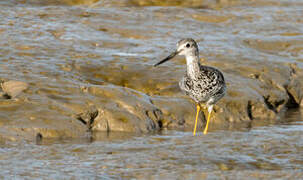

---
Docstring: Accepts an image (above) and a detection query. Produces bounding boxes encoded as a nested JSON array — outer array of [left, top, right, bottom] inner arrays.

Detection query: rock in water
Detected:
[[1, 80, 28, 99]]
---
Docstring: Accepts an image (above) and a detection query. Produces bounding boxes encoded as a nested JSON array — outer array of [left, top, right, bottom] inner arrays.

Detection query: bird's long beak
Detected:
[[154, 50, 179, 67]]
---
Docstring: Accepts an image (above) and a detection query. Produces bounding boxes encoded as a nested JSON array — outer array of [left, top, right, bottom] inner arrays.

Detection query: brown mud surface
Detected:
[[1, 0, 302, 141], [0, 0, 303, 178]]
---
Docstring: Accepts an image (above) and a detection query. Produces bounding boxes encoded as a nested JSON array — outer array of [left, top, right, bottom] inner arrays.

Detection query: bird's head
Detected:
[[154, 38, 199, 67]]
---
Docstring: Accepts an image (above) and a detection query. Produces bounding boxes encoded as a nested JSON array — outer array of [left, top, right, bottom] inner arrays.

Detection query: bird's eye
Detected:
[[186, 43, 190, 48]]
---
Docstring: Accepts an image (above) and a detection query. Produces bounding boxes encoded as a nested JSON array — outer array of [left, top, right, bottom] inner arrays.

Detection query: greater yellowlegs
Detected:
[[154, 38, 226, 135]]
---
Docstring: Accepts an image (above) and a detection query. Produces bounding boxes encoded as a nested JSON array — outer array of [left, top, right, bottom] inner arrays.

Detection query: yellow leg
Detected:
[[203, 105, 213, 135], [193, 104, 200, 136]]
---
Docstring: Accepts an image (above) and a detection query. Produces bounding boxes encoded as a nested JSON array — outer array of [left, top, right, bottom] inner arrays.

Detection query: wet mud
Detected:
[[0, 0, 303, 178]]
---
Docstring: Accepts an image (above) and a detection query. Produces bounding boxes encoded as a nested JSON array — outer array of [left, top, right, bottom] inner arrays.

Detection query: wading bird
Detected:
[[154, 38, 226, 135]]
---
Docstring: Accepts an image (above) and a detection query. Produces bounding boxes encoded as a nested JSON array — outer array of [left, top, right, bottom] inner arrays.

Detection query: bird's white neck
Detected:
[[186, 55, 200, 79]]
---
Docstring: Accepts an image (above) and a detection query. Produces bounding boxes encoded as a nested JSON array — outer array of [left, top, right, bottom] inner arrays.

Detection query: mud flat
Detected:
[[0, 0, 302, 142]]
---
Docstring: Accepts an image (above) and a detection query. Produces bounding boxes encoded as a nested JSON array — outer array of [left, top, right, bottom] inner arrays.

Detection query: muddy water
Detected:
[[0, 110, 302, 179], [0, 0, 303, 178]]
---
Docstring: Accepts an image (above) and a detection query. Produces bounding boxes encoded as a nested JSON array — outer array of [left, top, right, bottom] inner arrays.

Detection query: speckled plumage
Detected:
[[154, 38, 226, 135], [175, 38, 226, 106], [179, 65, 226, 106]]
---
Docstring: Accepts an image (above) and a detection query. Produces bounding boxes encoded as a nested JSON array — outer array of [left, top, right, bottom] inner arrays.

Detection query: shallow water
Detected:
[[0, 0, 303, 178], [0, 110, 302, 179]]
